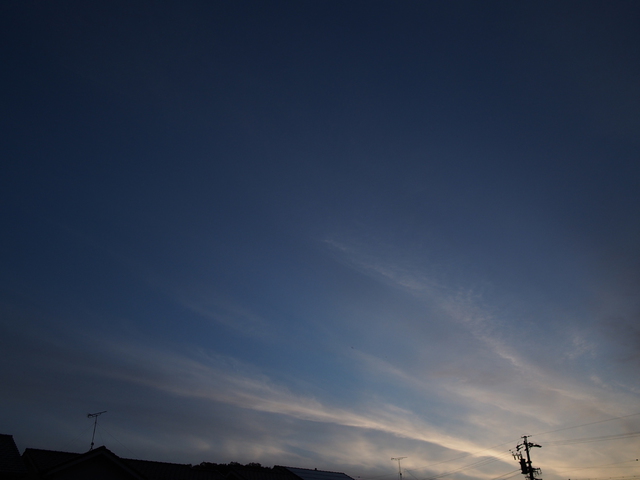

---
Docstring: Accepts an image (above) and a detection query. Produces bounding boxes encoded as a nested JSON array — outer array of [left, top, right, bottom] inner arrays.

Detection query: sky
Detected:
[[1, 1, 640, 480]]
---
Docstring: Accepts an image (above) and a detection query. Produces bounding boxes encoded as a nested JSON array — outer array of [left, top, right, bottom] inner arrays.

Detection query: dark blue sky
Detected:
[[1, 2, 639, 479]]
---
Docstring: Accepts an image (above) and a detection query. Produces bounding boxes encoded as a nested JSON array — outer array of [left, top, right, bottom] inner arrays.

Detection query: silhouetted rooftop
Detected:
[[224, 465, 299, 480], [22, 446, 225, 480], [14, 439, 356, 480], [281, 466, 356, 480], [0, 434, 28, 476]]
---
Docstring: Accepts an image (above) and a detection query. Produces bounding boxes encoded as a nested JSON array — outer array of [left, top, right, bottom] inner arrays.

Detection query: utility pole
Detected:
[[87, 411, 107, 451], [511, 436, 542, 480], [391, 457, 407, 480]]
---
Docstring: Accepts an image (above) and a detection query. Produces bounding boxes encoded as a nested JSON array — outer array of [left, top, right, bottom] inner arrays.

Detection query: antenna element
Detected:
[[87, 411, 107, 451], [391, 457, 407, 480]]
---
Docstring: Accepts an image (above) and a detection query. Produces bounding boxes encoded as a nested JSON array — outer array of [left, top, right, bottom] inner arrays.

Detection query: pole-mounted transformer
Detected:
[[511, 436, 542, 480]]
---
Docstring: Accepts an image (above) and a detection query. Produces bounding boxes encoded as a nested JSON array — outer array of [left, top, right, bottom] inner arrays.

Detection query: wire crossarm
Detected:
[[511, 436, 542, 480], [391, 457, 407, 480]]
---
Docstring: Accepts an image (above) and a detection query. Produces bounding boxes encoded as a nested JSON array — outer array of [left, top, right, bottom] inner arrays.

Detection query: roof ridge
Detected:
[[23, 447, 81, 454], [281, 466, 350, 474], [125, 457, 194, 466]]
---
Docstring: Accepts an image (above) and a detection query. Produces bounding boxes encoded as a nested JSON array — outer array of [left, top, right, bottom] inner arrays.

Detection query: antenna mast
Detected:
[[391, 457, 407, 480], [87, 411, 107, 451]]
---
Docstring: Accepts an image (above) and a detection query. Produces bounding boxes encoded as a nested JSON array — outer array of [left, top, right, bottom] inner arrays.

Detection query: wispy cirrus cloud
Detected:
[[9, 326, 515, 473], [90, 340, 491, 452], [174, 286, 272, 338], [95, 337, 640, 478], [317, 236, 640, 473]]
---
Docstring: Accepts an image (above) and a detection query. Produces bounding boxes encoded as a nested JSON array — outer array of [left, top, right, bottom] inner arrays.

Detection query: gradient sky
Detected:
[[1, 2, 639, 480]]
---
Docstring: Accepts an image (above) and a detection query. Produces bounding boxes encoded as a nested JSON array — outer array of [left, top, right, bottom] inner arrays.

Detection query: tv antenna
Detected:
[[87, 411, 107, 451], [391, 457, 407, 480]]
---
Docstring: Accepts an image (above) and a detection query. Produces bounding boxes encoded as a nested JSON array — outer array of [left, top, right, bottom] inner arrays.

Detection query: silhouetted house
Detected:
[[216, 464, 299, 480], [279, 467, 355, 480], [192, 463, 355, 480], [21, 446, 225, 480], [0, 434, 28, 479], [2, 434, 356, 480]]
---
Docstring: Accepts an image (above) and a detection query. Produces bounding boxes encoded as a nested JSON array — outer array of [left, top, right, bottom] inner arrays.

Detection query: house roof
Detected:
[[23, 446, 145, 479], [22, 448, 79, 473], [224, 465, 300, 480], [22, 446, 225, 480], [17, 441, 354, 480], [280, 466, 356, 480], [48, 446, 145, 479], [126, 458, 224, 480], [0, 434, 28, 475]]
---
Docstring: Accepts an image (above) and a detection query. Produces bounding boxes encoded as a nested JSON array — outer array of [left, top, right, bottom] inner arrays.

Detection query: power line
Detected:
[[545, 431, 640, 446], [491, 470, 522, 480], [530, 413, 640, 439], [499, 473, 522, 480], [370, 452, 512, 480], [566, 476, 640, 480], [395, 440, 519, 474], [357, 413, 640, 480], [404, 468, 422, 480], [58, 421, 95, 453], [554, 459, 639, 472], [357, 443, 517, 480], [421, 451, 513, 480], [98, 424, 138, 459], [411, 427, 639, 480]]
